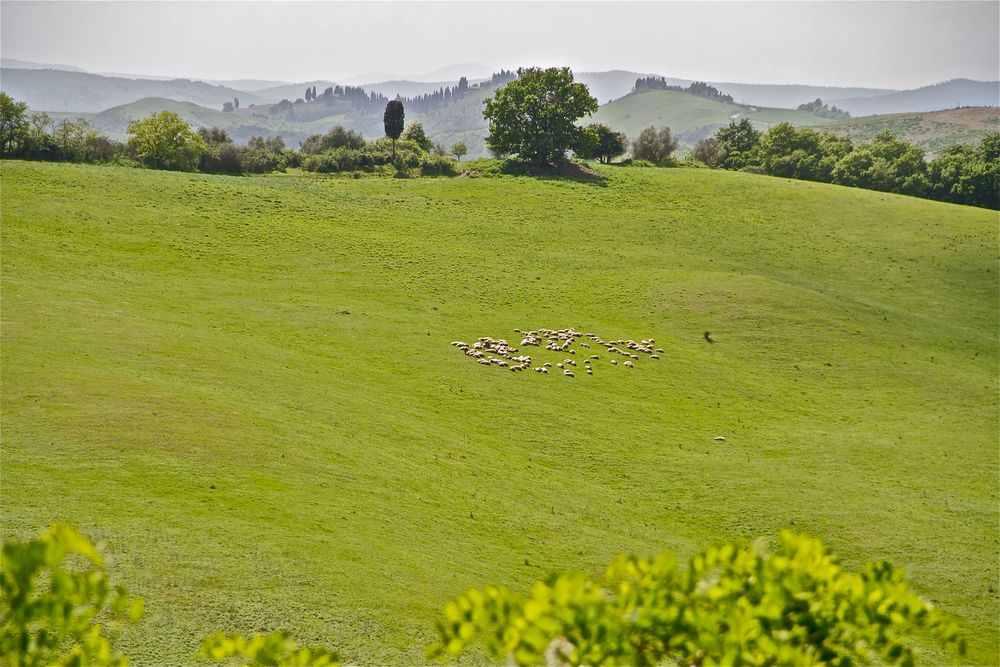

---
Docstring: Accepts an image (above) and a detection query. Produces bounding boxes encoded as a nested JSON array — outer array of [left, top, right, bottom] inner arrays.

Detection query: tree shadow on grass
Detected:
[[502, 160, 608, 186], [458, 159, 608, 186]]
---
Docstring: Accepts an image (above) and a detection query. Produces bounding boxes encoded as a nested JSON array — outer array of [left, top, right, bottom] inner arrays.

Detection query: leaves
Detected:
[[483, 67, 598, 165], [201, 631, 340, 666], [0, 525, 143, 667], [428, 531, 965, 666]]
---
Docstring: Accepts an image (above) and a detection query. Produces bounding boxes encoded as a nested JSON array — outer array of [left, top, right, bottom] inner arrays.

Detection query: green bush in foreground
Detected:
[[428, 531, 964, 666], [1, 524, 144, 666], [201, 631, 339, 666], [2, 526, 964, 665]]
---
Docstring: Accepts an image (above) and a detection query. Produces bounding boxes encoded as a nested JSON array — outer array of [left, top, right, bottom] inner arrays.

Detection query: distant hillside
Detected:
[[343, 63, 494, 85], [0, 68, 265, 112], [589, 90, 835, 144], [708, 82, 895, 108], [830, 79, 999, 116], [575, 71, 662, 104], [360, 79, 485, 99], [252, 81, 338, 103], [814, 106, 1000, 155], [0, 58, 85, 72], [85, 97, 351, 146]]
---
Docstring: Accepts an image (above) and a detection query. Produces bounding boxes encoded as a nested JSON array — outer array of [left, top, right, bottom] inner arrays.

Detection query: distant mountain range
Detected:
[[828, 79, 999, 116], [0, 68, 266, 112], [4, 58, 996, 116], [2, 59, 997, 159]]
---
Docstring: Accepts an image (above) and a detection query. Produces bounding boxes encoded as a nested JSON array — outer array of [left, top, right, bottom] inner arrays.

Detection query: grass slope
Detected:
[[814, 107, 1000, 155], [1, 162, 997, 664], [589, 90, 835, 144]]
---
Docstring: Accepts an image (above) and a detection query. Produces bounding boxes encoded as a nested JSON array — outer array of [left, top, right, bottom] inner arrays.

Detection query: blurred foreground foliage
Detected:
[[428, 531, 965, 666]]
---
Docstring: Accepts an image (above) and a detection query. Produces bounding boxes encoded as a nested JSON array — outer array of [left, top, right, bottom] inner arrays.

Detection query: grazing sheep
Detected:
[[557, 363, 564, 368], [630, 354, 639, 360], [590, 355, 600, 360], [650, 355, 659, 360], [714, 436, 726, 442], [586, 369, 593, 375], [540, 367, 548, 373], [655, 348, 664, 353], [544, 362, 552, 367], [478, 359, 490, 365], [624, 361, 634, 368], [611, 359, 618, 365], [564, 370, 575, 377]]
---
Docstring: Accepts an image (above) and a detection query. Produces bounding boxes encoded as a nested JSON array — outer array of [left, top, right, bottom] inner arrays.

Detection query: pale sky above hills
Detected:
[[1, 1, 997, 89]]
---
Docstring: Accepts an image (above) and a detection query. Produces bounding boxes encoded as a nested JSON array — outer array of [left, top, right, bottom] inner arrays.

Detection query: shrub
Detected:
[[300, 126, 365, 155], [201, 631, 339, 666], [126, 111, 204, 171], [428, 531, 965, 666], [420, 154, 457, 176], [631, 126, 679, 165], [1, 524, 144, 666]]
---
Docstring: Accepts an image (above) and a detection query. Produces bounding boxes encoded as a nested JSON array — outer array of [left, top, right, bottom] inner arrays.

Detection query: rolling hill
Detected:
[[814, 106, 1000, 155], [0, 67, 266, 112], [709, 81, 895, 108], [829, 79, 1000, 116], [588, 90, 837, 144], [2, 160, 996, 664]]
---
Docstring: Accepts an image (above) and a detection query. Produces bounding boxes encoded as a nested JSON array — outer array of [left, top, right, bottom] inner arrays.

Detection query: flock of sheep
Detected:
[[451, 327, 663, 378]]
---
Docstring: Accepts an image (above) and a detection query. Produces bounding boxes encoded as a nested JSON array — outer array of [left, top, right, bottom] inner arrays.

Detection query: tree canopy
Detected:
[[482, 67, 598, 165], [631, 126, 679, 165], [577, 123, 627, 163], [126, 111, 205, 171]]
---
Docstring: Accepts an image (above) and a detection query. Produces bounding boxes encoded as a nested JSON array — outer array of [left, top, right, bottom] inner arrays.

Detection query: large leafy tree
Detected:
[[126, 111, 205, 171], [483, 67, 598, 165], [383, 100, 405, 160]]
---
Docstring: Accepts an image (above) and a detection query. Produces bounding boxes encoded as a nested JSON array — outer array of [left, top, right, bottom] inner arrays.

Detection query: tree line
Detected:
[[0, 91, 468, 177], [690, 118, 999, 209], [633, 76, 735, 103]]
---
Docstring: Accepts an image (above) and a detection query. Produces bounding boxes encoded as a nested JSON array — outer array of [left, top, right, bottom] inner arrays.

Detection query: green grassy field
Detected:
[[814, 107, 1000, 155], [1, 160, 997, 664], [589, 90, 835, 144]]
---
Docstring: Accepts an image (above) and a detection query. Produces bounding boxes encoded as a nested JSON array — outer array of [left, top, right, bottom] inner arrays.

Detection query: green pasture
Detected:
[[1, 161, 996, 663]]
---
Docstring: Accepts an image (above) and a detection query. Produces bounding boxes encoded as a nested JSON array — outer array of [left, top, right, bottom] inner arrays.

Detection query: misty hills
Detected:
[[828, 79, 999, 116], [5, 60, 997, 118], [3, 60, 997, 160], [0, 68, 266, 112]]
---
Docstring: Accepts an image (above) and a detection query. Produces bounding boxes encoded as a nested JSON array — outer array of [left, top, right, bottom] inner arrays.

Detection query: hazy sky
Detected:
[[2, 1, 997, 88]]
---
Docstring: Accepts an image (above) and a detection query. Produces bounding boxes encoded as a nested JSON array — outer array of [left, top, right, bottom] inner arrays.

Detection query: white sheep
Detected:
[[624, 361, 634, 368], [564, 370, 575, 377]]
